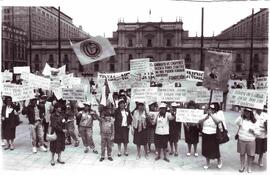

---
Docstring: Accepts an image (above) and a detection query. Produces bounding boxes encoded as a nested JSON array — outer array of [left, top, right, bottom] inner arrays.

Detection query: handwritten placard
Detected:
[[157, 87, 187, 102], [186, 69, 204, 82], [176, 109, 204, 123], [62, 88, 85, 101]]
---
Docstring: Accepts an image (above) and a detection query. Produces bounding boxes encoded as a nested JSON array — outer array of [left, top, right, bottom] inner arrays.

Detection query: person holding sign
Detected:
[[235, 108, 260, 173], [169, 102, 181, 157], [131, 101, 149, 159], [76, 102, 99, 154], [113, 99, 132, 157], [199, 103, 226, 170], [22, 98, 47, 153], [183, 101, 200, 157], [1, 96, 20, 150], [153, 103, 174, 162], [254, 106, 268, 167]]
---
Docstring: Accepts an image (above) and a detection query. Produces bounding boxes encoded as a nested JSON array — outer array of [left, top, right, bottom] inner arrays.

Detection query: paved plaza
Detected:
[[1, 111, 267, 174]]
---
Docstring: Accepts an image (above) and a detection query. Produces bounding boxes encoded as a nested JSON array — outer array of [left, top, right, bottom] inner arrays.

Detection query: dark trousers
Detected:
[[43, 121, 49, 141]]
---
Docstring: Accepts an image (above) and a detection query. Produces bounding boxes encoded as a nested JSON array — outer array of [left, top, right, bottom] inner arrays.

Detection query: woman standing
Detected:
[[254, 106, 267, 167], [50, 103, 66, 166], [235, 108, 259, 173], [132, 102, 148, 159], [183, 101, 200, 157], [147, 102, 158, 154], [153, 103, 173, 162], [1, 96, 20, 150], [169, 102, 181, 156], [199, 103, 226, 169], [113, 99, 132, 156]]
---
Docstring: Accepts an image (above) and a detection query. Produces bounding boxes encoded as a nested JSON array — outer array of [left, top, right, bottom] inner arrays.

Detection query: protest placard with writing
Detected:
[[154, 60, 186, 83], [130, 58, 155, 82], [62, 88, 85, 101], [131, 87, 158, 102], [186, 69, 204, 82], [13, 66, 30, 74], [176, 109, 204, 123], [228, 89, 267, 110], [157, 87, 187, 102], [21, 73, 51, 90], [2, 83, 35, 102], [1, 71, 13, 82], [195, 87, 223, 103], [255, 77, 268, 89]]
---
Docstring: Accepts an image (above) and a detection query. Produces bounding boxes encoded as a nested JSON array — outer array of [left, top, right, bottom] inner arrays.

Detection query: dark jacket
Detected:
[[22, 105, 42, 125], [1, 105, 19, 128], [113, 108, 132, 129]]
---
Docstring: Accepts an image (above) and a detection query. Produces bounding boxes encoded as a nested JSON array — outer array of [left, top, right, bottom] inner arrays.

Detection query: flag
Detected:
[[203, 49, 232, 91], [70, 36, 116, 66], [42, 63, 66, 76]]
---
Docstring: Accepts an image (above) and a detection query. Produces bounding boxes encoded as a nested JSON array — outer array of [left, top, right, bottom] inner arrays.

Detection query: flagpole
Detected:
[[200, 7, 204, 71], [12, 7, 15, 68], [58, 6, 61, 68], [29, 7, 32, 72], [208, 89, 213, 107], [248, 8, 254, 89]]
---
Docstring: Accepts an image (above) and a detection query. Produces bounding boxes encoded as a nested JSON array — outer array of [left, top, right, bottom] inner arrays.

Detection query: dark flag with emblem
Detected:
[[70, 36, 116, 65]]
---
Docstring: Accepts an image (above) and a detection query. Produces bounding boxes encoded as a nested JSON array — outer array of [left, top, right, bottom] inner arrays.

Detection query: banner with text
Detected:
[[13, 66, 30, 74], [62, 88, 85, 101], [185, 69, 204, 82], [1, 83, 35, 102], [154, 59, 186, 83], [228, 89, 267, 110], [21, 73, 51, 90], [157, 87, 187, 102], [131, 87, 158, 102], [176, 109, 204, 123], [255, 77, 268, 89]]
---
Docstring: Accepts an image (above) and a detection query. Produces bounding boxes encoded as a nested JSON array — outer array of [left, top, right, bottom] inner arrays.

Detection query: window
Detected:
[[35, 64, 40, 72], [254, 54, 260, 62], [147, 39, 152, 47], [63, 54, 69, 71], [166, 54, 172, 60], [94, 63, 99, 71], [110, 56, 115, 63], [34, 54, 39, 62], [5, 41, 9, 56], [185, 54, 191, 62], [48, 54, 54, 67], [128, 39, 133, 47], [166, 39, 171, 47], [254, 64, 259, 73], [236, 64, 242, 72], [110, 64, 115, 72]]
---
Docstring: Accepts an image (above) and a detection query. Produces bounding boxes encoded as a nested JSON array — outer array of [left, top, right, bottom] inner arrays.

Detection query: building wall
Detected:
[[1, 25, 27, 71], [2, 6, 90, 40]]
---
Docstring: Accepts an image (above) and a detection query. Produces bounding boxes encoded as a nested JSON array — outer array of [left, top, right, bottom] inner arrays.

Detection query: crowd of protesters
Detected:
[[1, 85, 267, 173]]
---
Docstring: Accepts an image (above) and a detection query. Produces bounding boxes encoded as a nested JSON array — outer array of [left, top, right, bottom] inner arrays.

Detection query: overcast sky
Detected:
[[1, 0, 269, 37]]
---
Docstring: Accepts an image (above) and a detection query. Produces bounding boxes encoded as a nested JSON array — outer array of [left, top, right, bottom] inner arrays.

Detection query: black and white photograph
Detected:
[[0, 0, 269, 174]]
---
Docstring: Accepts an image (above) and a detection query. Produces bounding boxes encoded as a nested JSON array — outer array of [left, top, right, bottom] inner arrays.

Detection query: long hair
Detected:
[[242, 110, 257, 123], [211, 102, 220, 113]]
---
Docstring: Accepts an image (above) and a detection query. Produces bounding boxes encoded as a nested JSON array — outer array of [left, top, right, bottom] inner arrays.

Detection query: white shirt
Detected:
[[5, 106, 13, 118], [155, 113, 171, 135], [235, 116, 259, 142], [202, 111, 227, 135], [121, 110, 128, 127], [254, 112, 268, 139]]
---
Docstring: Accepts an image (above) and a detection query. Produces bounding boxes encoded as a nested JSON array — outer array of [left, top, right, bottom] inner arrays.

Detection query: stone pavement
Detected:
[[1, 111, 267, 174]]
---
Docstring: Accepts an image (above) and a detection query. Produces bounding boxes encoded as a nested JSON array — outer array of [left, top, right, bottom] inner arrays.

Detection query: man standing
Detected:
[[22, 98, 47, 153]]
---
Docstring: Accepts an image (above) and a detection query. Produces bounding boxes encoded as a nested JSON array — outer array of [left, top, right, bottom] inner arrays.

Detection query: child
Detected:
[[98, 106, 115, 161]]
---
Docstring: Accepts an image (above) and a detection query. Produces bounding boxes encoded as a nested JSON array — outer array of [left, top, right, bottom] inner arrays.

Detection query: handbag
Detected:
[[46, 132, 57, 142], [235, 126, 241, 140], [216, 122, 229, 144]]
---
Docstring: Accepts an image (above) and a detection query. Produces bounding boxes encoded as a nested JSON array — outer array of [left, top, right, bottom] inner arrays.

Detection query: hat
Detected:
[[40, 95, 47, 101], [77, 101, 84, 108], [171, 102, 178, 107], [159, 103, 167, 108], [136, 100, 145, 105], [244, 108, 253, 112], [209, 104, 215, 109], [118, 98, 126, 105]]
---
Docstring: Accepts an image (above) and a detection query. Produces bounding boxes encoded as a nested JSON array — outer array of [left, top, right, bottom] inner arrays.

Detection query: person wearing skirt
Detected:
[[199, 103, 226, 170], [132, 102, 148, 159], [153, 103, 174, 162], [183, 101, 199, 157], [50, 103, 66, 166], [147, 102, 158, 154], [1, 96, 20, 150], [169, 102, 181, 156], [254, 107, 267, 167]]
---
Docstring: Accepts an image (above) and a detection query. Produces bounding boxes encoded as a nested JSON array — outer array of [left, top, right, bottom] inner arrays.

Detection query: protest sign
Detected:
[[157, 87, 187, 102], [154, 60, 186, 83], [97, 71, 131, 92], [228, 89, 267, 110], [1, 70, 13, 82], [13, 66, 30, 74], [2, 83, 35, 102], [195, 87, 223, 103], [21, 73, 51, 90], [42, 63, 66, 76], [203, 50, 232, 91], [52, 87, 63, 100], [255, 77, 267, 89], [130, 58, 155, 82], [186, 69, 204, 82], [62, 88, 85, 101], [62, 73, 74, 87], [131, 87, 157, 102], [176, 109, 204, 123]]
